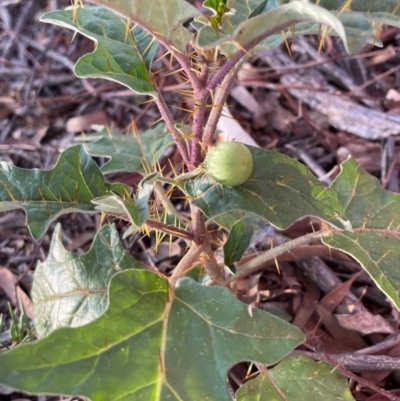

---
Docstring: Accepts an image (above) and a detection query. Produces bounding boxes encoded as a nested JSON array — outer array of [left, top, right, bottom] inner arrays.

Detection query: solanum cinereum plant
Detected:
[[1, 0, 400, 400]]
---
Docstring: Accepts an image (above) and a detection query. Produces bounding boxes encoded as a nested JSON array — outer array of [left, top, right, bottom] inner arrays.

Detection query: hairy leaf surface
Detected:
[[186, 147, 346, 230], [324, 158, 400, 309], [80, 124, 173, 174], [236, 355, 354, 401], [224, 220, 253, 267], [33, 224, 145, 337], [0, 270, 304, 400], [41, 6, 158, 96], [0, 145, 129, 239], [196, 0, 374, 54], [87, 0, 200, 52]]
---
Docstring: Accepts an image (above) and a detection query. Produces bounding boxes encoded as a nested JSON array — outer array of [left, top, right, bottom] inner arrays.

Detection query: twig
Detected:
[[294, 350, 400, 371]]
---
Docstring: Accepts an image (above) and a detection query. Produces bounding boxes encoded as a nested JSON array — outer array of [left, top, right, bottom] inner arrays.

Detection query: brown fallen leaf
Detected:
[[336, 312, 394, 335], [0, 267, 34, 320]]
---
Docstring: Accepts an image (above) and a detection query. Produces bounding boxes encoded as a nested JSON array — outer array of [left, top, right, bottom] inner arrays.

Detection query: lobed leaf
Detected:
[[196, 0, 374, 54], [87, 0, 201, 53], [80, 124, 173, 174], [304, 0, 400, 28], [41, 6, 158, 96], [32, 224, 145, 337], [236, 355, 354, 401], [186, 146, 346, 230], [0, 145, 129, 240], [0, 270, 304, 400], [324, 158, 400, 310]]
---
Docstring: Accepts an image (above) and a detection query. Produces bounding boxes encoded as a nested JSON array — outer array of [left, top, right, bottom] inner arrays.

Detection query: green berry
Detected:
[[204, 141, 253, 187]]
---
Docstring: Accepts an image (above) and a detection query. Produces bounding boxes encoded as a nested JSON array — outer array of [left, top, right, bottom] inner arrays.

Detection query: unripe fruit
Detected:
[[204, 141, 253, 187]]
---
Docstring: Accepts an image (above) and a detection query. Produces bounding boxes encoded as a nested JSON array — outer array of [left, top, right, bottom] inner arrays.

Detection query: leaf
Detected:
[[0, 145, 129, 240], [41, 6, 158, 96], [32, 224, 145, 338], [224, 220, 253, 267], [186, 146, 346, 230], [93, 172, 159, 226], [236, 355, 354, 401], [87, 0, 201, 53], [80, 124, 173, 174], [136, 173, 159, 225], [196, 0, 374, 54], [92, 194, 142, 225], [324, 158, 400, 310], [305, 0, 400, 28], [0, 270, 305, 400]]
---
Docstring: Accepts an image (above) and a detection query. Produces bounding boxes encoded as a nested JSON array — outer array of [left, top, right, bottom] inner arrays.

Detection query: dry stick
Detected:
[[294, 351, 400, 371], [223, 230, 332, 286], [321, 354, 400, 401]]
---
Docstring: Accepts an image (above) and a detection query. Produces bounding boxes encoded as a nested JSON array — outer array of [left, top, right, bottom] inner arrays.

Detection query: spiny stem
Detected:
[[146, 219, 198, 244], [170, 241, 207, 286], [190, 97, 208, 167], [154, 90, 191, 165], [190, 206, 224, 283], [203, 65, 239, 145], [223, 230, 332, 286], [172, 50, 203, 92], [189, 63, 210, 168], [204, 20, 306, 96]]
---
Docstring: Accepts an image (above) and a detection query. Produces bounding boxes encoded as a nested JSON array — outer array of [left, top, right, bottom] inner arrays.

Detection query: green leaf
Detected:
[[81, 124, 173, 174], [196, 0, 374, 54], [92, 195, 142, 226], [186, 147, 345, 230], [236, 355, 354, 401], [41, 6, 158, 96], [32, 224, 145, 338], [306, 0, 400, 27], [87, 0, 201, 53], [136, 173, 159, 225], [324, 158, 400, 310], [224, 220, 253, 267], [0, 271, 304, 400], [0, 145, 129, 240]]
